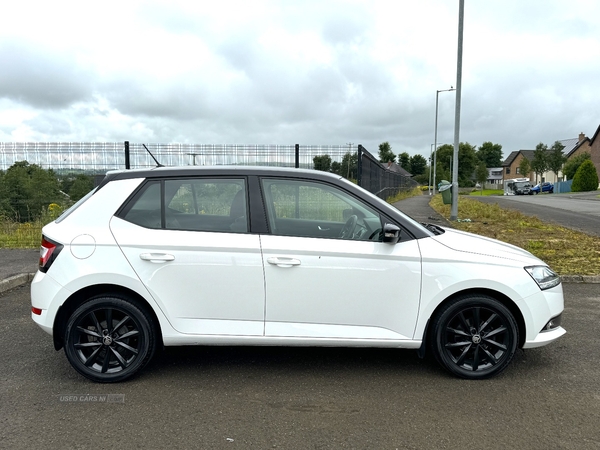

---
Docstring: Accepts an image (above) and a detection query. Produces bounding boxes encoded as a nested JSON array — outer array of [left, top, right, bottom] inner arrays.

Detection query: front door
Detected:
[[260, 178, 422, 341]]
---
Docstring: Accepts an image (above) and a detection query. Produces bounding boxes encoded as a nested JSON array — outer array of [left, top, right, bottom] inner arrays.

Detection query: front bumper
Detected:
[[523, 326, 566, 348]]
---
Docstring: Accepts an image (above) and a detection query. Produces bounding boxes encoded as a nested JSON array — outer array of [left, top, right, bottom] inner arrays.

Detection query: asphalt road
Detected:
[[2, 283, 599, 450], [469, 191, 600, 237]]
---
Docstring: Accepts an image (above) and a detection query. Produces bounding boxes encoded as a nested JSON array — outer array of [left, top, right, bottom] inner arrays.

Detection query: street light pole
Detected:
[[428, 144, 434, 195], [433, 87, 455, 195], [450, 0, 465, 221]]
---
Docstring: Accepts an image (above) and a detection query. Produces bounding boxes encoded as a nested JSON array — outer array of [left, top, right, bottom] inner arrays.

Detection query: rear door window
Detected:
[[120, 178, 248, 233]]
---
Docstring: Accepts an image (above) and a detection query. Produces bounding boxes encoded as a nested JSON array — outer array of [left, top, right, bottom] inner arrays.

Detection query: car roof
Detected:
[[101, 165, 345, 185]]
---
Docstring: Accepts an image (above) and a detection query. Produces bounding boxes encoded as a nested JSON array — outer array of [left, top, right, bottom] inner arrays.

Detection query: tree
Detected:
[[475, 161, 488, 193], [433, 142, 478, 186], [571, 160, 599, 192], [563, 152, 591, 180], [409, 154, 427, 175], [313, 154, 332, 172], [398, 152, 410, 169], [477, 142, 503, 167], [531, 143, 549, 183], [378, 142, 395, 163], [546, 141, 566, 181], [332, 152, 358, 180], [519, 157, 531, 179], [68, 174, 94, 202], [0, 161, 61, 222]]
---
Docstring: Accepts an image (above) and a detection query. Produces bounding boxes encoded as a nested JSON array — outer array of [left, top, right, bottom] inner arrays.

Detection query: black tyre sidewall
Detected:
[[431, 295, 519, 380], [64, 296, 155, 383]]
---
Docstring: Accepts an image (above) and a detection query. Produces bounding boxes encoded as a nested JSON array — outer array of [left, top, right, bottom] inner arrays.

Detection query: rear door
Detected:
[[110, 177, 265, 336]]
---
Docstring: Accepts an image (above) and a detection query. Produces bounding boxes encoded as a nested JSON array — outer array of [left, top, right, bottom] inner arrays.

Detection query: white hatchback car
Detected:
[[31, 166, 565, 382]]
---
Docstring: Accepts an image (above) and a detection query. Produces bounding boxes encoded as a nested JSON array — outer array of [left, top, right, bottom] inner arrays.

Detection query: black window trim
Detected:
[[116, 176, 253, 234]]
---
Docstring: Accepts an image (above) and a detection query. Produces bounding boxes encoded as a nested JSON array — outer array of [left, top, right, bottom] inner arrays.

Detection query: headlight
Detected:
[[525, 266, 561, 290]]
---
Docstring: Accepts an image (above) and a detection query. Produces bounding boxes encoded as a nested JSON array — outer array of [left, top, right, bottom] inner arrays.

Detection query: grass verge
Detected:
[[468, 189, 504, 196], [429, 195, 600, 275], [387, 187, 422, 203]]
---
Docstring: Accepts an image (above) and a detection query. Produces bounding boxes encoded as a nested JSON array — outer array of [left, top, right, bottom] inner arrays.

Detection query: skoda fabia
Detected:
[[31, 166, 565, 382]]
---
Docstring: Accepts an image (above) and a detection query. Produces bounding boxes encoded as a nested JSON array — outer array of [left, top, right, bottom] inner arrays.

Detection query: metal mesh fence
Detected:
[[1, 142, 418, 247], [0, 142, 355, 172], [358, 145, 418, 199]]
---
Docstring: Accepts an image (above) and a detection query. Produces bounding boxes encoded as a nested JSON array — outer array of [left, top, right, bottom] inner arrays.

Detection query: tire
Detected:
[[430, 295, 518, 379], [64, 296, 156, 383]]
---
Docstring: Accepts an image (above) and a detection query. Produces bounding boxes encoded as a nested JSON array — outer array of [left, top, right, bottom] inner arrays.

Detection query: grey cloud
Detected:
[[23, 113, 73, 135], [0, 42, 93, 109]]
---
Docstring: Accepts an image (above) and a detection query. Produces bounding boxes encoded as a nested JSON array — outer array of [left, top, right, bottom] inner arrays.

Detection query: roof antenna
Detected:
[[143, 144, 164, 167]]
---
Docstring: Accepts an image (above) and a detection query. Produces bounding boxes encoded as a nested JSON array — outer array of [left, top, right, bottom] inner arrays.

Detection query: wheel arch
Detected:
[[52, 284, 164, 351], [419, 287, 526, 357]]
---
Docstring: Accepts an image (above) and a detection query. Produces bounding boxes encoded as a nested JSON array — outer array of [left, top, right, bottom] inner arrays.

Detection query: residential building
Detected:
[[502, 133, 589, 184], [564, 126, 600, 181]]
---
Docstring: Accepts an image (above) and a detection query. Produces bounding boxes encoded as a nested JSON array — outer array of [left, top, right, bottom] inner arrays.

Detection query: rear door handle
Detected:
[[267, 257, 301, 267], [140, 253, 175, 263]]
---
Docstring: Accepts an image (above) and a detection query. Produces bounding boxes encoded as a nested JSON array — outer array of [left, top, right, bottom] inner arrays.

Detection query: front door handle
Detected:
[[140, 253, 175, 263], [267, 257, 301, 267]]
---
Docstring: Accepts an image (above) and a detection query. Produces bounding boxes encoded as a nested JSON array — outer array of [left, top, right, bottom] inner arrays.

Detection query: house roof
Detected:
[[502, 150, 534, 166], [502, 151, 519, 167], [558, 138, 579, 155], [383, 161, 412, 177], [504, 125, 600, 163], [567, 124, 600, 157]]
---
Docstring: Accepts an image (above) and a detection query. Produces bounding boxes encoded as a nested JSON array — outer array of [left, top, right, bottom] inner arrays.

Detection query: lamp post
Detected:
[[433, 87, 455, 195], [450, 0, 465, 221], [428, 144, 434, 195]]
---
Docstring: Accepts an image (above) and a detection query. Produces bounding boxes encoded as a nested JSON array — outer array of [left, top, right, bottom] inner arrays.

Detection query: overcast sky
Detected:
[[1, 0, 599, 160]]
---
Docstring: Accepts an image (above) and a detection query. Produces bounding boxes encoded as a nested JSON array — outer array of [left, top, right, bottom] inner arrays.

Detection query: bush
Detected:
[[0, 161, 62, 222], [563, 152, 591, 180], [571, 160, 599, 192]]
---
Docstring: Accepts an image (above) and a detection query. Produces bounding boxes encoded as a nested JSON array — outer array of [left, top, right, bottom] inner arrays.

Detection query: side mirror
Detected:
[[382, 223, 401, 244]]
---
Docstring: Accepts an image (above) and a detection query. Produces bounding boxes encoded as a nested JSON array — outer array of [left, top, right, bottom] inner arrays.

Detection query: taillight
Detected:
[[39, 236, 63, 273]]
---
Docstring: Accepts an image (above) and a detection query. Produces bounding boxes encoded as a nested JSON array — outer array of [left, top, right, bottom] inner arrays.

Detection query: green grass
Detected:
[[0, 219, 45, 248], [387, 187, 422, 203], [429, 195, 600, 276], [468, 189, 504, 196], [0, 204, 64, 248]]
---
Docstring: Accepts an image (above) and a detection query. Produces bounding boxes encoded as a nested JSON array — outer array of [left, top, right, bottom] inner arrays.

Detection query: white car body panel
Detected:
[[110, 216, 265, 336], [261, 234, 421, 340]]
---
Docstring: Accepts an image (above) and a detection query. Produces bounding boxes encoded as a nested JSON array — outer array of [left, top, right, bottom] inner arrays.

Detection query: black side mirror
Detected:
[[382, 223, 401, 244]]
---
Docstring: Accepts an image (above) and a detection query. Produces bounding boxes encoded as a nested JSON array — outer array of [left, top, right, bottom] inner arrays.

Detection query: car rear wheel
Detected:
[[430, 295, 518, 379], [64, 296, 156, 383]]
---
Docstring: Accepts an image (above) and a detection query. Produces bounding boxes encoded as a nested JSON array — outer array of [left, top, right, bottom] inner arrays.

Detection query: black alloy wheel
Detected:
[[431, 295, 519, 379], [64, 296, 156, 383]]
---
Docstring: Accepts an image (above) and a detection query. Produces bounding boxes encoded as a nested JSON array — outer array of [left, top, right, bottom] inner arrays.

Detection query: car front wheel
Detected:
[[64, 296, 156, 383], [430, 295, 518, 379]]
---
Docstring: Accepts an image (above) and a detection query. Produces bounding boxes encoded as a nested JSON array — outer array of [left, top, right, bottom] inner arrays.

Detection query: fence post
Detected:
[[357, 145, 363, 187], [295, 144, 299, 168], [124, 141, 130, 169]]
